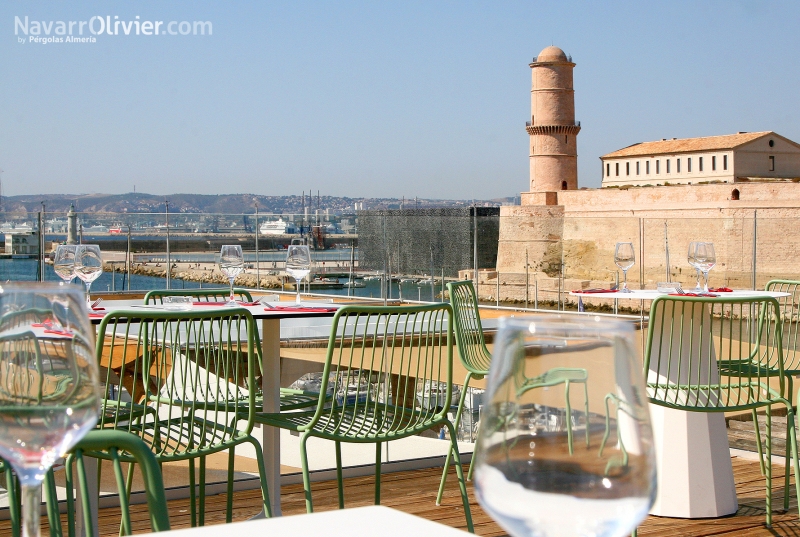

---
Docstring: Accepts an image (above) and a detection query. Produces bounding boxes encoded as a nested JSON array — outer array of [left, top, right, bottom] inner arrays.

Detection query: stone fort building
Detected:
[[489, 46, 800, 302]]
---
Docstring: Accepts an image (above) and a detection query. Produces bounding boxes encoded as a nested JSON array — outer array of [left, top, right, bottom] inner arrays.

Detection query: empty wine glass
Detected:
[[74, 245, 103, 306], [286, 244, 312, 304], [52, 245, 78, 332], [695, 242, 716, 293], [687, 242, 702, 292], [473, 315, 656, 537], [0, 283, 100, 537], [614, 242, 635, 293], [219, 245, 245, 306]]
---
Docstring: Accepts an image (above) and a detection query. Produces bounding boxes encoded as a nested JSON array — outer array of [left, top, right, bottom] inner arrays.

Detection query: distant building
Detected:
[[601, 132, 800, 188], [5, 232, 39, 255]]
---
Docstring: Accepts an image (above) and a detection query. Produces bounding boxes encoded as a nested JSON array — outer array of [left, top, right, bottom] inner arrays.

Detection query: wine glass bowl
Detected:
[[219, 245, 245, 306], [53, 245, 78, 285], [473, 315, 656, 537], [286, 244, 312, 304], [74, 245, 103, 306], [614, 242, 635, 293], [0, 283, 100, 537], [687, 242, 702, 292]]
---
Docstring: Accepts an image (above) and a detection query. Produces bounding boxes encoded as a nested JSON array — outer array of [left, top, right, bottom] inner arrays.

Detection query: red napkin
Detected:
[[44, 329, 74, 337], [89, 312, 107, 318], [709, 287, 733, 292], [669, 293, 719, 297], [573, 289, 618, 294], [266, 306, 337, 313], [92, 307, 106, 311]]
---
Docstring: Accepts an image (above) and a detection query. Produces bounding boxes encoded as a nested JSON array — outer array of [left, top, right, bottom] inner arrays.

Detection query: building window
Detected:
[[712, 156, 716, 171], [646, 161, 650, 174], [723, 155, 728, 170], [666, 159, 670, 173], [616, 163, 619, 176], [606, 163, 610, 177], [731, 189, 740, 200], [699, 157, 703, 172], [561, 181, 568, 190], [769, 155, 775, 171], [677, 158, 681, 173], [688, 158, 692, 173], [636, 161, 640, 175], [769, 139, 775, 147], [626, 162, 630, 175], [656, 160, 660, 174]]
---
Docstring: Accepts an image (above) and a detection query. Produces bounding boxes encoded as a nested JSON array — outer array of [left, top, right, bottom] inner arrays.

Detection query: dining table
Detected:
[[570, 288, 790, 518], [88, 299, 341, 520]]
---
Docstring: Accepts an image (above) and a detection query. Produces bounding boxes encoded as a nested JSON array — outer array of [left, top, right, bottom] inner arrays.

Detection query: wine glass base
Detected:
[[619, 289, 633, 293], [225, 301, 239, 307]]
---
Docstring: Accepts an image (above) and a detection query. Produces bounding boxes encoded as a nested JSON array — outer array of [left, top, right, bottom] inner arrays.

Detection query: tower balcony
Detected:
[[526, 122, 581, 135]]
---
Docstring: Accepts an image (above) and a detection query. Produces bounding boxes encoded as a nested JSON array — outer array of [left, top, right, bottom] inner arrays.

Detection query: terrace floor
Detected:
[[9, 454, 800, 536]]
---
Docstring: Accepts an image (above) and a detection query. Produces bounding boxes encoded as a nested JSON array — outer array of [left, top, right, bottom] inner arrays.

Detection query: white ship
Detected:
[[84, 225, 110, 234], [260, 218, 298, 235], [0, 222, 34, 234]]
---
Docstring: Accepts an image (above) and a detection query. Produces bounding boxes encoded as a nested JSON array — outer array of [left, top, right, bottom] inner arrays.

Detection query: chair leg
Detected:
[[243, 435, 272, 517], [335, 441, 344, 509], [5, 468, 19, 537], [565, 380, 574, 455], [44, 469, 60, 537], [765, 407, 773, 527], [785, 406, 800, 519], [375, 442, 382, 505], [437, 373, 472, 505], [752, 408, 766, 475], [189, 459, 197, 527], [199, 455, 207, 526], [226, 447, 235, 523], [299, 433, 314, 513], [444, 421, 474, 534], [583, 381, 590, 448]]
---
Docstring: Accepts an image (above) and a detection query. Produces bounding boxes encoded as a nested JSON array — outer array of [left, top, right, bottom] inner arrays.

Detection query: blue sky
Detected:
[[2, 1, 799, 199]]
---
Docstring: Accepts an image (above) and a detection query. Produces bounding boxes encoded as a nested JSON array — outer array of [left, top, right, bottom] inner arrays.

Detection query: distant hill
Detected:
[[0, 192, 505, 215]]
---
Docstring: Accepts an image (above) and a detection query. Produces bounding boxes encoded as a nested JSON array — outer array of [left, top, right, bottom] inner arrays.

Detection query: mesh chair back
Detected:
[[306, 303, 453, 440], [447, 281, 491, 375], [765, 280, 800, 372], [645, 295, 785, 411], [144, 289, 253, 305], [96, 309, 257, 459]]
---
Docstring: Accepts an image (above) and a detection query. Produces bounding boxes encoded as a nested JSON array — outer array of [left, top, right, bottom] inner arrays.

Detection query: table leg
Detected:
[[261, 318, 282, 516]]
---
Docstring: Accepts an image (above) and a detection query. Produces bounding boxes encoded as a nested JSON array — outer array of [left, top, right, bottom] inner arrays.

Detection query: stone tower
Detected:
[[527, 46, 580, 192]]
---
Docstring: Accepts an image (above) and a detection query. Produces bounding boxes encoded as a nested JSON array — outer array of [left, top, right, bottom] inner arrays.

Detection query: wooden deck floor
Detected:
[[8, 455, 800, 536]]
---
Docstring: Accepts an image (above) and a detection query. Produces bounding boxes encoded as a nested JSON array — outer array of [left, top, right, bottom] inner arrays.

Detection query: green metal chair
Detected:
[[95, 308, 271, 526], [252, 303, 474, 532], [1, 430, 170, 537], [143, 288, 254, 304], [436, 281, 590, 504], [645, 294, 800, 527]]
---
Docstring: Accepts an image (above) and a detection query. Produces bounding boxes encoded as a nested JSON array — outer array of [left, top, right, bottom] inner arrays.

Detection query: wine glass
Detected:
[[0, 282, 100, 537], [219, 245, 245, 306], [473, 315, 656, 537], [694, 242, 716, 293], [52, 245, 79, 331], [614, 242, 635, 293], [687, 242, 702, 292], [286, 244, 312, 304], [74, 245, 103, 306]]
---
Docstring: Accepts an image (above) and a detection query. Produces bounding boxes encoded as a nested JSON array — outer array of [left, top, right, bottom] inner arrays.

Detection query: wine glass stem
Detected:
[[703, 271, 710, 293], [295, 278, 301, 304], [695, 269, 701, 289], [229, 278, 235, 303], [85, 282, 92, 306], [22, 483, 41, 537], [622, 269, 628, 291]]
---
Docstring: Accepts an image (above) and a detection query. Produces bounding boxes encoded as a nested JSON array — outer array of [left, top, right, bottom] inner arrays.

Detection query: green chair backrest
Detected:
[[644, 295, 784, 411], [446, 281, 492, 376], [765, 279, 800, 372], [305, 303, 454, 439], [95, 308, 257, 458], [144, 288, 253, 304]]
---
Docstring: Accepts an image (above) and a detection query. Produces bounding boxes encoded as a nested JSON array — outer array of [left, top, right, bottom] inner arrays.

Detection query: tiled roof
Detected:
[[601, 132, 772, 158]]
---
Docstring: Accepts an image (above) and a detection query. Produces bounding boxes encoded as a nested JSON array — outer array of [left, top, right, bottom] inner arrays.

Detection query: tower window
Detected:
[[769, 156, 775, 171], [636, 161, 640, 175], [606, 163, 610, 177], [656, 160, 660, 174], [626, 162, 630, 176], [723, 155, 728, 170], [615, 163, 619, 176], [561, 181, 568, 190], [769, 139, 775, 147], [699, 157, 704, 172], [677, 158, 681, 173], [666, 159, 670, 173], [712, 156, 716, 171], [731, 189, 740, 200], [688, 158, 692, 172]]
